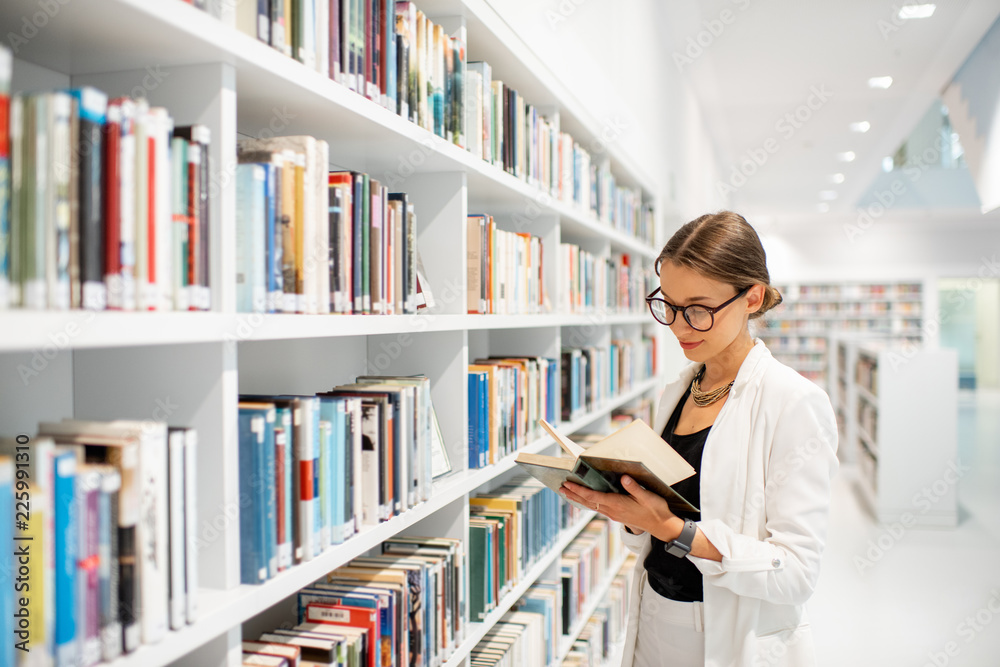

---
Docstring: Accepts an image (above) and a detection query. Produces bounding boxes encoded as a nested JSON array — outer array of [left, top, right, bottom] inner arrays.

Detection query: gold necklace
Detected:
[[690, 365, 734, 407]]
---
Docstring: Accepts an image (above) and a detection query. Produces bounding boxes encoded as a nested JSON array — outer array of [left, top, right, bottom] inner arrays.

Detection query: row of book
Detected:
[[0, 420, 198, 666], [0, 49, 214, 311], [243, 535, 465, 667], [237, 375, 448, 585], [560, 554, 634, 667], [465, 214, 546, 315], [561, 339, 656, 422], [467, 356, 559, 470], [467, 522, 635, 667], [560, 518, 623, 636], [468, 476, 582, 624], [559, 245, 655, 315], [237, 135, 433, 314], [221, 0, 654, 243], [465, 62, 655, 244]]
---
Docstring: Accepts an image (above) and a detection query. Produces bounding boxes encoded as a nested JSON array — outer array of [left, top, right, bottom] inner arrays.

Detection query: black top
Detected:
[[643, 385, 708, 602]]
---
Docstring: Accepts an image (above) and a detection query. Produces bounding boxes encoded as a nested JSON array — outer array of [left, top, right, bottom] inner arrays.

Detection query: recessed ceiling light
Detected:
[[849, 121, 871, 133], [830, 173, 845, 184], [898, 4, 936, 19], [869, 76, 893, 89], [817, 203, 830, 213], [882, 156, 895, 172], [837, 151, 856, 162], [819, 190, 838, 201]]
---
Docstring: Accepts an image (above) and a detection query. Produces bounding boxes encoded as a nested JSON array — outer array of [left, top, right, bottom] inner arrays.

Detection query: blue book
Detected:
[[259, 406, 277, 579], [479, 372, 488, 468], [308, 398, 321, 557], [318, 396, 341, 549], [237, 405, 269, 584], [0, 457, 15, 667], [467, 373, 478, 470], [235, 163, 266, 312], [330, 399, 347, 545], [263, 161, 282, 312], [53, 449, 78, 667]]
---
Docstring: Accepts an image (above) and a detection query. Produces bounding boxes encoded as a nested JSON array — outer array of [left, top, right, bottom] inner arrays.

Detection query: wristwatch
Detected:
[[664, 519, 697, 558]]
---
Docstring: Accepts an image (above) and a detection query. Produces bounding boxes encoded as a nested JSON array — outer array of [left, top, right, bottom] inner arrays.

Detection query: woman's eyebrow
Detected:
[[661, 290, 713, 303]]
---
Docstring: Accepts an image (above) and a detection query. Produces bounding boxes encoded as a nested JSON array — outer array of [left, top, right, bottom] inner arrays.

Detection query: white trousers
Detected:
[[632, 573, 706, 667]]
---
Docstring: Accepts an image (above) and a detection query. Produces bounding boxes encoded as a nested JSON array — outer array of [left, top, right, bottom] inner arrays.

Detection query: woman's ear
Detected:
[[746, 284, 765, 315]]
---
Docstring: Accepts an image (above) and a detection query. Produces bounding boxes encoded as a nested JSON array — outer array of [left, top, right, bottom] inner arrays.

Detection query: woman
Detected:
[[561, 211, 838, 667]]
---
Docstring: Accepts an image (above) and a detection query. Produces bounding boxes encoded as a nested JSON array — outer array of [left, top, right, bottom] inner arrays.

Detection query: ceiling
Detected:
[[659, 0, 1000, 219]]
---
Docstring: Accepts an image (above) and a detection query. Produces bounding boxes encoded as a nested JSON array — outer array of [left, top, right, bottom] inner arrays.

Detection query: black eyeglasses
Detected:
[[645, 286, 751, 331]]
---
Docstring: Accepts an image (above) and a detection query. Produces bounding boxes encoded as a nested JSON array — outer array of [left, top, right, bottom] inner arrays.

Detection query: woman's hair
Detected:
[[655, 210, 782, 320]]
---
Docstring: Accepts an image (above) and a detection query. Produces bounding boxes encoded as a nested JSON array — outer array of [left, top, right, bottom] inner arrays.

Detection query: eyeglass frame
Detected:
[[645, 285, 752, 331]]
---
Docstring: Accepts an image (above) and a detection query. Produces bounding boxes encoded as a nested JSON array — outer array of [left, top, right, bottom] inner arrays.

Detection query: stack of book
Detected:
[[467, 356, 558, 469], [237, 375, 448, 584], [465, 214, 546, 315], [468, 610, 548, 667], [232, 0, 467, 148], [0, 66, 214, 312], [559, 246, 654, 315], [560, 517, 622, 635], [1, 421, 199, 665], [468, 476, 579, 623], [244, 535, 464, 667], [236, 136, 430, 314]]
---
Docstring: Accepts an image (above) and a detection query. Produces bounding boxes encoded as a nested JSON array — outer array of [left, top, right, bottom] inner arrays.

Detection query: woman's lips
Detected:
[[679, 340, 703, 350]]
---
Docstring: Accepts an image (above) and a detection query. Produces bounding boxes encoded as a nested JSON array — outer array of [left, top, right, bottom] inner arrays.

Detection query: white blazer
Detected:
[[619, 339, 838, 667]]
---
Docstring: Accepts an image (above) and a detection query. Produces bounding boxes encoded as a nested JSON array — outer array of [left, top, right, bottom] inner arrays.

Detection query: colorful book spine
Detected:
[[53, 450, 78, 667]]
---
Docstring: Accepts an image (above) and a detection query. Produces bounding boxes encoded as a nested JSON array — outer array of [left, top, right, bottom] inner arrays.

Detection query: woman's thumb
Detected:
[[621, 475, 652, 502]]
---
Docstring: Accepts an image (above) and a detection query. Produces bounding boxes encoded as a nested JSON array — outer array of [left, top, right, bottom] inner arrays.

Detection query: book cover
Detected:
[[516, 419, 698, 514]]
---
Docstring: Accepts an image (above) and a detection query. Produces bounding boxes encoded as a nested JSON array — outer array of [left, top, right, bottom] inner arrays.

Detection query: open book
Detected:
[[515, 419, 699, 513]]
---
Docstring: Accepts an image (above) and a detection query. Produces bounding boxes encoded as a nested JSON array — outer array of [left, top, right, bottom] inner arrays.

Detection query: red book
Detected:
[[102, 102, 122, 303], [303, 603, 379, 667]]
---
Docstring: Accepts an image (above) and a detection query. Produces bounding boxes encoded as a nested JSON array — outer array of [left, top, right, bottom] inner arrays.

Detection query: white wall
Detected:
[[485, 0, 725, 233]]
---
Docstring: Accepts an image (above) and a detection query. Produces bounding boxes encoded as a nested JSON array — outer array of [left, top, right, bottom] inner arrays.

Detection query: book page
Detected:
[[538, 419, 584, 458]]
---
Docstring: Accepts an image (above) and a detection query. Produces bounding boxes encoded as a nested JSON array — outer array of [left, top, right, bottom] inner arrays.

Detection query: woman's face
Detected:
[[657, 261, 761, 364]]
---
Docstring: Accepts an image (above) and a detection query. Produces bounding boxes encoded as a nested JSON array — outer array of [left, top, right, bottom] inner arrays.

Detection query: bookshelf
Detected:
[[0, 1, 668, 666], [832, 339, 958, 527], [756, 280, 926, 391]]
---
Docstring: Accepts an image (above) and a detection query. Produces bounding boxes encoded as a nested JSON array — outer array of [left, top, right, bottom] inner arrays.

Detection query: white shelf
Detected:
[[0, 311, 654, 352], [0, 0, 664, 664]]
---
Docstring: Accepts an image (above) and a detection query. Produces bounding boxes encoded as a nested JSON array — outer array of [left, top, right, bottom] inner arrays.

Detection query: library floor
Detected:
[[810, 389, 1000, 666]]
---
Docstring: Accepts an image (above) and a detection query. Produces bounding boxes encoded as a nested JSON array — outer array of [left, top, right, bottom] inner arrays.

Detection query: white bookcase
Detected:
[[0, 1, 670, 665], [832, 338, 958, 528], [756, 280, 926, 391]]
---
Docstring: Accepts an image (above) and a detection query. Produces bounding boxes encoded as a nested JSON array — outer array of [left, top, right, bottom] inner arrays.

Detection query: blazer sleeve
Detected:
[[620, 524, 650, 555], [688, 388, 839, 606]]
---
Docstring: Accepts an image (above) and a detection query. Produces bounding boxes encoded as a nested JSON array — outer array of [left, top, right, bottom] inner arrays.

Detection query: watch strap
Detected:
[[664, 519, 697, 558]]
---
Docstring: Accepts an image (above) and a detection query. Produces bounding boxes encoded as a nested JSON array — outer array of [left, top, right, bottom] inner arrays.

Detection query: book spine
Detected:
[[328, 183, 342, 312], [73, 88, 108, 311], [102, 102, 121, 309], [141, 425, 170, 645], [239, 411, 267, 584], [277, 408, 293, 570], [0, 48, 10, 308], [265, 160, 282, 313], [183, 429, 198, 624], [171, 136, 190, 311], [81, 469, 103, 666], [262, 410, 278, 578], [168, 430, 187, 630], [53, 452, 78, 667], [330, 0, 341, 82], [274, 426, 287, 571], [236, 164, 255, 313], [50, 93, 72, 310], [153, 109, 173, 312], [295, 404, 315, 563], [318, 419, 331, 551]]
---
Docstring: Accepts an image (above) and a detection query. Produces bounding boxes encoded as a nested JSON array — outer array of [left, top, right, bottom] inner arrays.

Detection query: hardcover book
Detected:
[[515, 419, 699, 514]]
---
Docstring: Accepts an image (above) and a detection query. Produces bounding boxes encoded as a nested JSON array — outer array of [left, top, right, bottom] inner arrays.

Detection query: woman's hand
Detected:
[[560, 475, 684, 542]]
